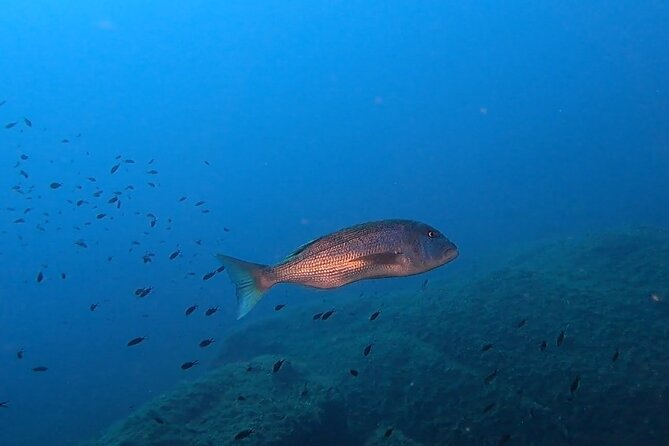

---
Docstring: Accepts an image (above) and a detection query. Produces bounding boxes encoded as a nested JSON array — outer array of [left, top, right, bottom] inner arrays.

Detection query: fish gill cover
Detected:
[[1, 2, 669, 446]]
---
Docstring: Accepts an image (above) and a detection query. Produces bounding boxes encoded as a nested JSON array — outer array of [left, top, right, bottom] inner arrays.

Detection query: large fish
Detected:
[[217, 219, 458, 319]]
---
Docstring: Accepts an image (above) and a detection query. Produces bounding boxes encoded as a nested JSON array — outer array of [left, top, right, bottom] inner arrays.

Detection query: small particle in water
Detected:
[[205, 307, 218, 316], [570, 375, 580, 395], [369, 310, 381, 321], [202, 271, 216, 281], [272, 359, 286, 373], [321, 309, 335, 320], [181, 360, 198, 370], [312, 312, 323, 320], [32, 366, 48, 372], [650, 293, 662, 303], [612, 349, 620, 363], [556, 330, 566, 347], [484, 369, 498, 385], [199, 338, 214, 348], [90, 303, 99, 312], [363, 344, 373, 357], [127, 337, 146, 347], [384, 428, 394, 438], [234, 429, 253, 440], [481, 343, 493, 352], [483, 402, 496, 413], [516, 318, 527, 328], [539, 340, 547, 351], [50, 182, 62, 189], [349, 369, 359, 377], [185, 305, 198, 316], [274, 304, 286, 311]]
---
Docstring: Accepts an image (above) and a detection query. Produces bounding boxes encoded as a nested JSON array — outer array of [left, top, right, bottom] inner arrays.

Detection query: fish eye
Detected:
[[427, 230, 438, 238]]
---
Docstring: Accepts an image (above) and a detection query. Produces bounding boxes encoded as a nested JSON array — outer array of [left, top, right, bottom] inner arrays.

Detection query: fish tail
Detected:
[[216, 254, 275, 319]]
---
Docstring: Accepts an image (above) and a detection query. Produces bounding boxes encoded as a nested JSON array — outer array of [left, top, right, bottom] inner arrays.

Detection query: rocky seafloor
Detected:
[[84, 227, 669, 446]]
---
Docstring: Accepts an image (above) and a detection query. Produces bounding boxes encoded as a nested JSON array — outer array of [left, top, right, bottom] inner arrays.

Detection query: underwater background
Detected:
[[1, 2, 668, 445]]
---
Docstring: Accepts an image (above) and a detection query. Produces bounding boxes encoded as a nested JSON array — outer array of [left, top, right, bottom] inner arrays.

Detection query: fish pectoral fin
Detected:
[[353, 252, 403, 266]]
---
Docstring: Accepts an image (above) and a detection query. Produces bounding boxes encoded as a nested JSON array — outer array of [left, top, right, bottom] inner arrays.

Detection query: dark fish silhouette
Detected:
[[272, 359, 286, 373], [539, 340, 547, 351], [153, 417, 165, 424], [363, 344, 373, 356], [384, 428, 394, 438], [570, 375, 580, 395], [349, 369, 359, 377], [234, 429, 253, 440], [321, 309, 335, 320], [312, 312, 323, 320], [274, 304, 286, 311], [199, 338, 214, 348], [185, 305, 198, 316], [217, 220, 458, 319], [369, 310, 381, 321], [202, 271, 216, 281], [16, 349, 24, 359], [483, 402, 496, 413], [481, 343, 493, 352], [0, 401, 8, 408], [516, 318, 527, 328], [50, 182, 62, 189], [110, 164, 120, 174], [23, 117, 32, 127], [5, 122, 17, 128], [32, 366, 48, 372], [557, 330, 566, 347], [205, 307, 218, 316], [169, 249, 181, 260], [90, 303, 99, 312], [612, 349, 620, 363], [181, 360, 198, 370], [127, 337, 146, 346], [135, 286, 153, 298], [484, 369, 498, 385], [36, 271, 44, 283]]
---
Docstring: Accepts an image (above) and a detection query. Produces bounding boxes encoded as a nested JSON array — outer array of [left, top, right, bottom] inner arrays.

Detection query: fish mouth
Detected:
[[443, 243, 459, 262]]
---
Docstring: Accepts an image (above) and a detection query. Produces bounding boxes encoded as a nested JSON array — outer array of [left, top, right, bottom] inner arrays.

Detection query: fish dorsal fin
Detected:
[[353, 252, 403, 266], [283, 237, 322, 261]]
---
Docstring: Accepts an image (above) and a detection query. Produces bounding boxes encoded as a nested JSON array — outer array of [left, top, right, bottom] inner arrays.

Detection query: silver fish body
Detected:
[[217, 219, 458, 319]]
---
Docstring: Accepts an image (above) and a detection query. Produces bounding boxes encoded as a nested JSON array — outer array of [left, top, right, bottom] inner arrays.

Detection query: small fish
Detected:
[[483, 402, 496, 413], [36, 271, 44, 283], [384, 428, 394, 438], [481, 343, 493, 352], [516, 318, 527, 328], [217, 220, 458, 319], [369, 310, 381, 321], [110, 164, 120, 174], [90, 303, 99, 312], [272, 359, 286, 373], [484, 369, 498, 385], [363, 344, 373, 357], [108, 196, 119, 204], [0, 401, 8, 408], [216, 265, 226, 273], [181, 360, 198, 370], [194, 200, 206, 206], [421, 278, 429, 290], [135, 286, 153, 298], [570, 375, 580, 395], [321, 309, 335, 320], [96, 213, 107, 219], [202, 271, 216, 281], [123, 159, 136, 164], [199, 338, 214, 348], [237, 395, 246, 401], [23, 117, 32, 127], [147, 182, 156, 188], [312, 312, 323, 320], [556, 330, 566, 347], [349, 369, 359, 377], [74, 239, 88, 248], [539, 340, 547, 351], [61, 139, 69, 143], [153, 417, 165, 425], [20, 154, 28, 160], [127, 337, 146, 347], [205, 307, 218, 316], [185, 305, 198, 316], [178, 196, 187, 202], [13, 218, 25, 224], [274, 304, 286, 311], [5, 122, 17, 129], [146, 170, 158, 175], [498, 433, 511, 445], [612, 349, 620, 363], [234, 429, 253, 440], [16, 349, 24, 359], [169, 249, 181, 260], [32, 366, 48, 372], [19, 170, 28, 178], [50, 182, 62, 189]]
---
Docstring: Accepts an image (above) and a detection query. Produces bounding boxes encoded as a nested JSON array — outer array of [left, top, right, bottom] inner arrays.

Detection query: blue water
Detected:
[[1, 2, 668, 445]]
